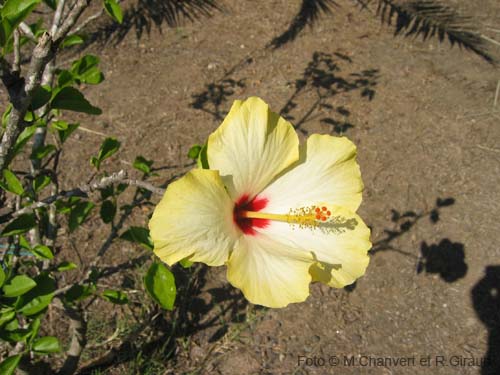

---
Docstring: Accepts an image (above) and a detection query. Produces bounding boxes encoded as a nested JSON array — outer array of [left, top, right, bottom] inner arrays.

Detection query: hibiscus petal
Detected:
[[149, 169, 238, 266], [255, 205, 371, 288], [207, 97, 299, 200], [227, 234, 313, 308], [259, 134, 363, 213]]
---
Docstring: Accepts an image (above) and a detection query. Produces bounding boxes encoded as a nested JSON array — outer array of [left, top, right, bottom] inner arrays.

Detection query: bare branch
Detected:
[[51, 0, 67, 35], [72, 8, 104, 35], [0, 170, 165, 222], [19, 22, 36, 42], [13, 30, 21, 73]]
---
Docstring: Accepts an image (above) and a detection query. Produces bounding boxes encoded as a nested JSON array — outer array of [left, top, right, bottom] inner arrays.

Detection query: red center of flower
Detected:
[[233, 194, 269, 235]]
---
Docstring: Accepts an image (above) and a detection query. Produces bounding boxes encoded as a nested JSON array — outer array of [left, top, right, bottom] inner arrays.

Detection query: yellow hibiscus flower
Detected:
[[149, 97, 371, 308]]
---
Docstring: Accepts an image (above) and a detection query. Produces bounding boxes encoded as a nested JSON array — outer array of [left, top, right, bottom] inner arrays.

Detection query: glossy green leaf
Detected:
[[197, 144, 209, 169], [2, 275, 36, 297], [33, 174, 51, 193], [30, 144, 56, 160], [0, 309, 15, 327], [120, 227, 153, 250], [51, 120, 79, 143], [32, 336, 61, 353], [11, 124, 37, 160], [56, 261, 77, 271], [102, 289, 128, 305], [61, 34, 85, 48], [0, 0, 41, 46], [31, 85, 51, 111], [57, 69, 74, 87], [1, 214, 36, 237], [0, 267, 5, 287], [31, 245, 54, 260], [187, 144, 202, 160], [179, 258, 193, 268], [51, 87, 102, 115], [100, 200, 116, 224], [103, 0, 123, 24], [71, 54, 104, 85], [91, 137, 120, 170], [0, 354, 21, 375], [69, 201, 95, 232], [16, 274, 55, 315], [144, 262, 176, 310], [133, 155, 153, 174], [1, 169, 24, 195]]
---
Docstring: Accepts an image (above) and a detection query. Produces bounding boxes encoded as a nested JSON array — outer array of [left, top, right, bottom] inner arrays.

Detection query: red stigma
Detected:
[[233, 194, 269, 235]]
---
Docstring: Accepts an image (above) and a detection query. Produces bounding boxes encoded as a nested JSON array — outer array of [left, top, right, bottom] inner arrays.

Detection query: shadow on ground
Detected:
[[191, 50, 379, 135], [90, 0, 223, 44], [472, 266, 500, 375]]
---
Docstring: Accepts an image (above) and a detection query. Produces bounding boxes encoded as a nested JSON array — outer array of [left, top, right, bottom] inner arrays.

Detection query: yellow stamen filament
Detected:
[[240, 205, 357, 234]]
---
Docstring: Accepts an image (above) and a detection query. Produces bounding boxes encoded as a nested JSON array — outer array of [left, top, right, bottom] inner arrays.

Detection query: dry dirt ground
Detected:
[[17, 0, 500, 374]]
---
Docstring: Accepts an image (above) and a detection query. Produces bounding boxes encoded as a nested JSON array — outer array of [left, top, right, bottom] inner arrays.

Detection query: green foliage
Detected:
[[69, 201, 95, 232], [15, 274, 55, 316], [0, 169, 24, 195], [2, 275, 37, 297], [103, 0, 124, 24], [102, 289, 128, 305], [32, 336, 61, 354], [31, 245, 54, 260], [120, 227, 153, 251], [51, 120, 79, 143], [61, 34, 85, 49], [144, 262, 176, 311], [51, 87, 102, 115], [1, 214, 36, 236], [0, 354, 21, 375], [100, 199, 116, 223], [187, 144, 202, 160], [133, 155, 154, 175], [91, 137, 121, 170], [0, 0, 41, 48]]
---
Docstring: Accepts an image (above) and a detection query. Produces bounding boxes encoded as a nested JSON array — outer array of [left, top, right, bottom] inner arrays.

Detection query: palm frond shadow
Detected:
[[90, 0, 223, 45], [268, 0, 338, 49], [355, 0, 495, 63]]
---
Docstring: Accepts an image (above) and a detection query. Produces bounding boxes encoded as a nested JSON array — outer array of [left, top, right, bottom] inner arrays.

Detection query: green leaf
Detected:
[[64, 283, 95, 303], [11, 124, 37, 160], [30, 144, 56, 160], [51, 121, 79, 143], [1, 214, 36, 237], [57, 69, 74, 87], [0, 0, 41, 47], [0, 309, 15, 327], [31, 245, 54, 260], [71, 55, 104, 85], [32, 336, 60, 353], [61, 34, 85, 48], [1, 169, 24, 195], [120, 227, 153, 250], [144, 262, 176, 310], [91, 137, 120, 170], [103, 0, 123, 24], [16, 274, 55, 316], [31, 85, 51, 111], [187, 144, 202, 160], [179, 258, 193, 268], [100, 200, 116, 224], [102, 289, 128, 305], [0, 354, 21, 375], [2, 275, 36, 297], [0, 267, 5, 287], [133, 155, 153, 174], [33, 174, 51, 193], [51, 87, 102, 115], [69, 201, 95, 232], [56, 261, 77, 271]]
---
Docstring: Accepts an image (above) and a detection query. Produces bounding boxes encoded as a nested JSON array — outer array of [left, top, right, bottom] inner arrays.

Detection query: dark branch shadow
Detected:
[[268, 0, 338, 49], [89, 0, 223, 45], [280, 51, 379, 135], [472, 266, 500, 374]]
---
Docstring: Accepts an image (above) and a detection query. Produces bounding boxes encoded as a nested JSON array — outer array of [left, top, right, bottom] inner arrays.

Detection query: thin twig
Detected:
[[494, 80, 500, 107], [51, 0, 67, 35], [0, 170, 164, 222], [13, 30, 21, 73], [72, 8, 105, 35], [19, 22, 36, 42], [57, 303, 87, 375]]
